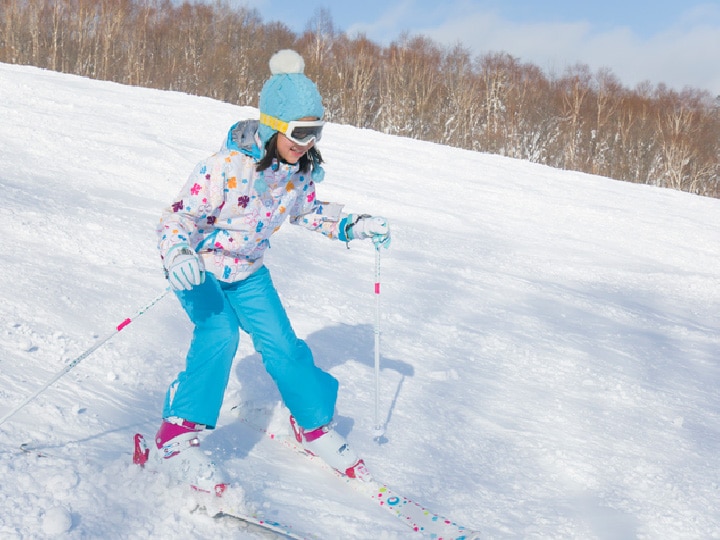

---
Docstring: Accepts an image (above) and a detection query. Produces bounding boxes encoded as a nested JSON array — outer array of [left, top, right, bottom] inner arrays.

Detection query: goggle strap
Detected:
[[259, 113, 289, 133]]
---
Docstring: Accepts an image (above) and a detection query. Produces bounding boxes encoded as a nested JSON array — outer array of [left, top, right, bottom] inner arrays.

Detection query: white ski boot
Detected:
[[152, 417, 226, 495], [290, 416, 372, 481]]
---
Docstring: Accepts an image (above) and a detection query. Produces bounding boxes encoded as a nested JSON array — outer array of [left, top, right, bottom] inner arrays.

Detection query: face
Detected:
[[275, 116, 318, 164]]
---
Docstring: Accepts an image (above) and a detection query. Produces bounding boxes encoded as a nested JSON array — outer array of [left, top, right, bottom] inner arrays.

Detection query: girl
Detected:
[[153, 50, 389, 493]]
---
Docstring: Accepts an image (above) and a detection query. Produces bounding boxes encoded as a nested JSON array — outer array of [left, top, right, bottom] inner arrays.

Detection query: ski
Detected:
[[212, 510, 312, 540], [213, 511, 310, 539], [132, 433, 314, 540], [233, 405, 482, 540]]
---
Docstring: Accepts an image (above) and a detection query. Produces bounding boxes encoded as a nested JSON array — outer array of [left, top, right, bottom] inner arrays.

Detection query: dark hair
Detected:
[[255, 132, 323, 175]]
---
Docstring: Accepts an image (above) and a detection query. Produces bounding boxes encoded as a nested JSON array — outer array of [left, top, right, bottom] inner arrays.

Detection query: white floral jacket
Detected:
[[157, 120, 346, 282]]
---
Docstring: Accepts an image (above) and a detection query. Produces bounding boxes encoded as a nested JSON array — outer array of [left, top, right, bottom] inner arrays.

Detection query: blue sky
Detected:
[[233, 0, 720, 95]]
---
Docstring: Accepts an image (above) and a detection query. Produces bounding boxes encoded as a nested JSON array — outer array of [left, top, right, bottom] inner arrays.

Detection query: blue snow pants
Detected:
[[162, 265, 338, 430]]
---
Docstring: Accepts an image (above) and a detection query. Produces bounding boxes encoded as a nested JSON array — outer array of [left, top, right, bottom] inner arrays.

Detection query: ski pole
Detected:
[[372, 246, 385, 442], [0, 288, 170, 428]]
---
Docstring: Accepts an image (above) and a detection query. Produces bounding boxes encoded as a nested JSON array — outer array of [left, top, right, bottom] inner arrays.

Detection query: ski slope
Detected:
[[1, 62, 719, 539]]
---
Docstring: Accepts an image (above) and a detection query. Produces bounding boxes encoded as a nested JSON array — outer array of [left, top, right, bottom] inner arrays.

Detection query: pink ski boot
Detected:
[[153, 417, 226, 495], [290, 416, 372, 481]]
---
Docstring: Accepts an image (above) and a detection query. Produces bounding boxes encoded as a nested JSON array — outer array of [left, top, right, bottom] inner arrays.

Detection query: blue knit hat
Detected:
[[258, 50, 324, 147]]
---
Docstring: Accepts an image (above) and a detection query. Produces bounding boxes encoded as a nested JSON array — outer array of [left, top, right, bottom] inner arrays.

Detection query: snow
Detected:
[[1, 62, 719, 539], [41, 506, 73, 536]]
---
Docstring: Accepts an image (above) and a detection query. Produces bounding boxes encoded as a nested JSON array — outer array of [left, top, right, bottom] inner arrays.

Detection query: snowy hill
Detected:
[[1, 62, 719, 539]]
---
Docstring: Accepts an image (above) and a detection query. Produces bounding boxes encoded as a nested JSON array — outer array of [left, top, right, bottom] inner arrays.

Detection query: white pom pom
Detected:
[[269, 49, 305, 75]]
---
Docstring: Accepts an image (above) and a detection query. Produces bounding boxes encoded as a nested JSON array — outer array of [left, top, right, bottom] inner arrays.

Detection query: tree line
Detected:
[[2, 0, 718, 198]]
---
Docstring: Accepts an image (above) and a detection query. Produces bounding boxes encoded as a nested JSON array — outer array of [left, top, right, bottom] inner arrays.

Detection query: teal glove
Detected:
[[164, 244, 205, 291], [343, 214, 391, 249]]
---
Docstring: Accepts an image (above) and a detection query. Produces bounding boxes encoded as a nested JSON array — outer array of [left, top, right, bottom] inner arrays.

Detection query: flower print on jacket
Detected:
[[242, 209, 260, 228]]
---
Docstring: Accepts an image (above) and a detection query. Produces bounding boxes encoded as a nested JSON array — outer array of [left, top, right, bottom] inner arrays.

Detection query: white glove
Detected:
[[346, 214, 391, 248], [164, 244, 204, 291]]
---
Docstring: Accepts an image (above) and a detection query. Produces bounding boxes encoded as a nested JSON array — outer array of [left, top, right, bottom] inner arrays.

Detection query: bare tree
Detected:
[[296, 7, 337, 119], [330, 34, 381, 128], [555, 64, 592, 170], [589, 68, 622, 177], [379, 33, 443, 139], [654, 87, 717, 192], [440, 44, 479, 149]]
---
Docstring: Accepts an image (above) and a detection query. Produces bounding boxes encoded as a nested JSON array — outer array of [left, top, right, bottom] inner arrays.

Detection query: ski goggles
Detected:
[[260, 113, 324, 145]]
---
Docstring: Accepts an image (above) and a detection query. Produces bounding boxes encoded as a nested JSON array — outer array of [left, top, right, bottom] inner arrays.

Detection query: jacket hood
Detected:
[[224, 120, 263, 160]]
